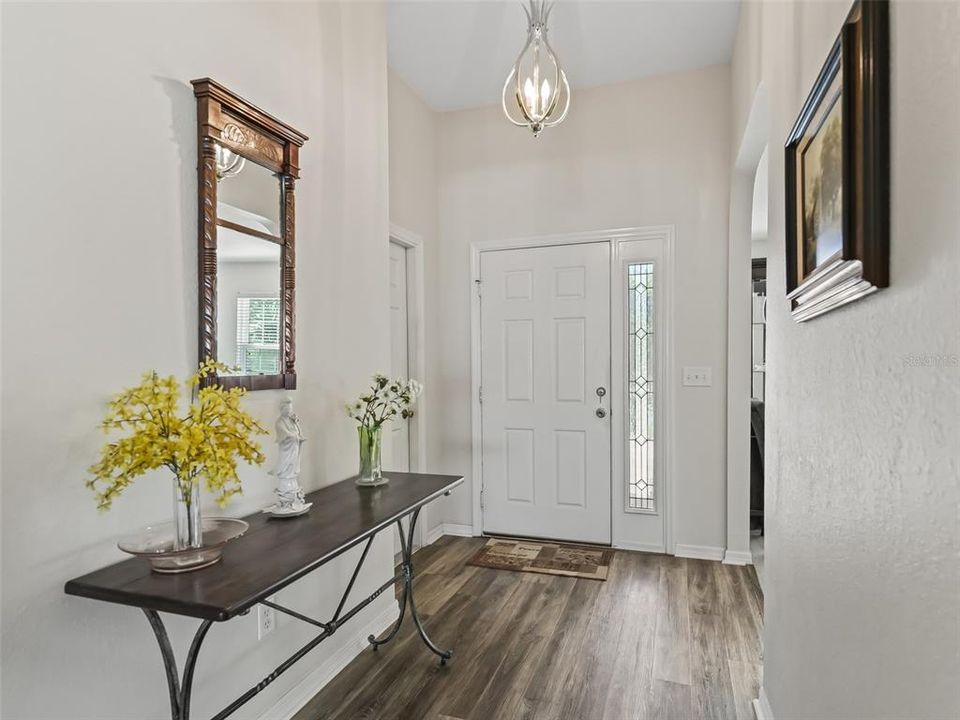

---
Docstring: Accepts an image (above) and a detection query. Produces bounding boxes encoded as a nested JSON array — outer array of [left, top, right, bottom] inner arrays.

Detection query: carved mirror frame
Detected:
[[192, 78, 308, 390]]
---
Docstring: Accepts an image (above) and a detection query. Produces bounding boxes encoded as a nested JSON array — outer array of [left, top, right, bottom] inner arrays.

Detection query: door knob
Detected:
[[595, 387, 607, 418]]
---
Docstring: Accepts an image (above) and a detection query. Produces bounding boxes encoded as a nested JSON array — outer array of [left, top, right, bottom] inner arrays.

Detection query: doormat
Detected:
[[466, 538, 613, 581]]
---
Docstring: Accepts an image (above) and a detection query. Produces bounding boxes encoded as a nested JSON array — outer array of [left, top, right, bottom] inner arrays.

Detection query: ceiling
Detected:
[[387, 1, 741, 112]]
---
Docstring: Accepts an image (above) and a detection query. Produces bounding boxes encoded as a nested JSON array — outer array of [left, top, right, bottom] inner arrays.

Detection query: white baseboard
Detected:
[[425, 523, 444, 546], [753, 686, 774, 720], [425, 523, 476, 545], [614, 540, 666, 554], [674, 544, 725, 561], [443, 523, 475, 537], [258, 601, 399, 720], [722, 549, 754, 565]]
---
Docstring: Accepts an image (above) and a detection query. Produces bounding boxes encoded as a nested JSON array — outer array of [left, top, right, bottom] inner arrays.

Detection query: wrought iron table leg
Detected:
[[143, 609, 213, 720], [368, 508, 453, 664], [368, 520, 409, 651]]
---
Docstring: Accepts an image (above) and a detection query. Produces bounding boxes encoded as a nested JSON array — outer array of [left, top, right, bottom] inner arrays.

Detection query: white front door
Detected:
[[389, 241, 411, 472], [480, 243, 611, 544]]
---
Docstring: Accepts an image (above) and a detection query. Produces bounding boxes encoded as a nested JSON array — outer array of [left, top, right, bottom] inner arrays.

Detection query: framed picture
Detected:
[[784, 0, 889, 322]]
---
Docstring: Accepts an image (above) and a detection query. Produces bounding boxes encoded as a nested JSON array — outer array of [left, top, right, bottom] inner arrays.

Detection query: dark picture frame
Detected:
[[784, 0, 889, 322], [192, 79, 308, 390]]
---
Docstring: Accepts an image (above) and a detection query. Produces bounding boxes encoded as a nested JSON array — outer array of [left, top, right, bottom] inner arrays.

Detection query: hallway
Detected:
[[295, 536, 763, 720]]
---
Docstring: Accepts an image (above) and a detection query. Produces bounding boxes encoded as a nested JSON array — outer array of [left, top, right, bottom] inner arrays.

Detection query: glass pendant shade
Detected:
[[502, 0, 570, 137], [215, 143, 246, 180]]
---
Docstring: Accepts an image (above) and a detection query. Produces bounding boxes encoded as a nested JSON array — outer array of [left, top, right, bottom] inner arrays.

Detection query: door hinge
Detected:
[[480, 486, 485, 510], [475, 278, 482, 297], [478, 385, 483, 404]]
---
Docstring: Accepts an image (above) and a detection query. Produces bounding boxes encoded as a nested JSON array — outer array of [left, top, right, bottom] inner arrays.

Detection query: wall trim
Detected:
[[723, 549, 754, 565], [614, 540, 666, 555], [425, 524, 444, 546], [726, 83, 769, 567], [425, 523, 477, 545], [389, 223, 428, 547], [752, 686, 775, 720], [442, 523, 476, 537], [258, 601, 399, 720], [469, 226, 677, 546], [674, 544, 725, 561]]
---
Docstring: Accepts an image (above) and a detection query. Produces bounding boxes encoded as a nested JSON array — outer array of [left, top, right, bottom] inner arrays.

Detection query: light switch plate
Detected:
[[682, 366, 712, 387]]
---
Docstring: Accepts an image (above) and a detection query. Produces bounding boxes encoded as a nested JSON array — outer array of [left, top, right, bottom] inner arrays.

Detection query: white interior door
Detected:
[[480, 243, 611, 544], [389, 241, 411, 472], [389, 241, 411, 558]]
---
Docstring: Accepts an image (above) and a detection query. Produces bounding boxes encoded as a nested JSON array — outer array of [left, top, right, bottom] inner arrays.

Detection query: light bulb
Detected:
[[524, 77, 537, 116]]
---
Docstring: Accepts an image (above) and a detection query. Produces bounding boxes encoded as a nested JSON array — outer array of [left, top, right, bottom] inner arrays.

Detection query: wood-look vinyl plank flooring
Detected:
[[294, 536, 762, 720]]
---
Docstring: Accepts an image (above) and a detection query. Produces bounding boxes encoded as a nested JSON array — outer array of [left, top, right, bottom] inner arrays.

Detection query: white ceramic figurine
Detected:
[[266, 397, 311, 517]]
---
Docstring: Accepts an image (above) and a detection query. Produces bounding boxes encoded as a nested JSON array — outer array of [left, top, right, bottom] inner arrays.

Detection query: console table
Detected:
[[64, 471, 463, 720]]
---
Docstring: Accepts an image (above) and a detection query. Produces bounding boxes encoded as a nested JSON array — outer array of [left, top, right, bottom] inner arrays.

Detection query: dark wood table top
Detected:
[[64, 472, 463, 621]]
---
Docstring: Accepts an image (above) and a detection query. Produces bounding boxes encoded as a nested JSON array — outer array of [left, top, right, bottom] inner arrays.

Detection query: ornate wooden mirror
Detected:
[[192, 78, 308, 390]]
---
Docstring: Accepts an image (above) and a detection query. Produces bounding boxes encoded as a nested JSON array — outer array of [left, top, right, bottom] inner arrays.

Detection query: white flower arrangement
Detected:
[[346, 374, 422, 429]]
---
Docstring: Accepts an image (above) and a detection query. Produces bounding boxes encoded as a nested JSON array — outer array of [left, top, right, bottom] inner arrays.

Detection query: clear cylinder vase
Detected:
[[173, 478, 202, 550], [358, 425, 383, 484]]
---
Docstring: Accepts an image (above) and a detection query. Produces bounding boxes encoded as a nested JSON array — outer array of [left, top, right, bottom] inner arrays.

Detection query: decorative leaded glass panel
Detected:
[[627, 263, 655, 511]]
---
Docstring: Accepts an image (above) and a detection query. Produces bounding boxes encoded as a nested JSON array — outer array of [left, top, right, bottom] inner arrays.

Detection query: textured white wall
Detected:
[[432, 65, 732, 551], [731, 1, 960, 717], [1, 3, 391, 718]]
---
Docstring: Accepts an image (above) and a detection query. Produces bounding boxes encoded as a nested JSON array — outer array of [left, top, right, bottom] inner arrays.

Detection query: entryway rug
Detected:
[[466, 538, 614, 581]]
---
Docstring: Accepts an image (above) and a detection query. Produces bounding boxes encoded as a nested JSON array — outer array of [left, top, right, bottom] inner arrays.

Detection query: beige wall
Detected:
[[389, 71, 439, 243], [386, 70, 445, 534], [730, 1, 960, 717], [1, 2, 391, 718], [431, 65, 733, 551]]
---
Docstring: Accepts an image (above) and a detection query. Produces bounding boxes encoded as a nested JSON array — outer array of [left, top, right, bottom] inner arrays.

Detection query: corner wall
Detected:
[[730, 1, 960, 716], [1, 3, 392, 718], [386, 70, 445, 536]]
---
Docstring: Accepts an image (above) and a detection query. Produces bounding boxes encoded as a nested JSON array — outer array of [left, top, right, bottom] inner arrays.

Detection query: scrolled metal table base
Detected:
[[142, 506, 447, 720], [368, 507, 452, 665]]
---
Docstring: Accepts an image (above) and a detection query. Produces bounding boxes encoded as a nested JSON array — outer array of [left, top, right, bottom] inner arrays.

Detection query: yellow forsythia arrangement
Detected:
[[87, 360, 268, 511]]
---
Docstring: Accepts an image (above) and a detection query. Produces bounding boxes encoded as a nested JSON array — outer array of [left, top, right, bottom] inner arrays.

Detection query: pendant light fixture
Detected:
[[502, 0, 570, 137]]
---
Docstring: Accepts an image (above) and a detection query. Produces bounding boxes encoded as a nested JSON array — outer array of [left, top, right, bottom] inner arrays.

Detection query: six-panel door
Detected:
[[480, 243, 611, 544]]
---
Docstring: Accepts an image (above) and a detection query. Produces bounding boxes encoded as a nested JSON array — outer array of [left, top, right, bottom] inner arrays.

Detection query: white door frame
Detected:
[[470, 226, 676, 552], [389, 223, 428, 547]]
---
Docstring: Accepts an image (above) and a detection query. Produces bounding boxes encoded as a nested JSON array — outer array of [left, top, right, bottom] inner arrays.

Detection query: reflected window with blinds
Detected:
[[236, 296, 280, 375], [627, 262, 656, 512]]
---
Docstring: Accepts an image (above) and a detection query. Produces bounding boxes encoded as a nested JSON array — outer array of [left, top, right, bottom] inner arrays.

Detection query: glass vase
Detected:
[[173, 478, 203, 550], [357, 425, 383, 485]]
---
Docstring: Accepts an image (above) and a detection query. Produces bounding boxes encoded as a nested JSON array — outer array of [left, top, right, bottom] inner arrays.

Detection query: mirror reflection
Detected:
[[216, 148, 283, 377]]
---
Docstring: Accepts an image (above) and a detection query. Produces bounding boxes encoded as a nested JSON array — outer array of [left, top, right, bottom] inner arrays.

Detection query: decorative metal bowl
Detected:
[[118, 517, 249, 574]]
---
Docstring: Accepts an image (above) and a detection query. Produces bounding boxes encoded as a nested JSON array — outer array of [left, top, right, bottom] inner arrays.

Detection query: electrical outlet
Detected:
[[682, 366, 712, 387], [258, 597, 276, 640]]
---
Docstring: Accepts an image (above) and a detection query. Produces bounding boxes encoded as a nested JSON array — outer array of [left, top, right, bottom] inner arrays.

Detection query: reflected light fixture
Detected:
[[502, 0, 570, 137], [215, 144, 245, 180]]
